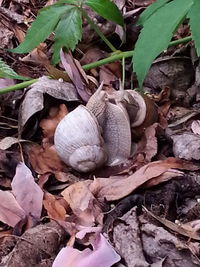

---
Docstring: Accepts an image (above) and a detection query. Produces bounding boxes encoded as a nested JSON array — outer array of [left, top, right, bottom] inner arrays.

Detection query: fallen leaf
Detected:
[[29, 143, 65, 175], [143, 169, 183, 188], [0, 137, 30, 150], [80, 47, 106, 65], [143, 123, 158, 161], [60, 50, 91, 102], [52, 232, 120, 267], [0, 190, 25, 227], [88, 158, 194, 201], [18, 76, 80, 136], [11, 163, 44, 220], [62, 181, 103, 226], [43, 192, 67, 221], [143, 207, 200, 241]]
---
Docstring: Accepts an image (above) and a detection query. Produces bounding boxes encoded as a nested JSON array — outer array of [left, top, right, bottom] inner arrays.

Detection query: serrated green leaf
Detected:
[[85, 0, 124, 26], [188, 0, 200, 56], [133, 0, 193, 88], [0, 58, 30, 80], [52, 7, 82, 64], [10, 4, 73, 54], [137, 0, 170, 26]]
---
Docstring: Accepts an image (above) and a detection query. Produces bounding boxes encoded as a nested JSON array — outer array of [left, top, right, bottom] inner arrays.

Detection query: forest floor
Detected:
[[0, 0, 200, 266]]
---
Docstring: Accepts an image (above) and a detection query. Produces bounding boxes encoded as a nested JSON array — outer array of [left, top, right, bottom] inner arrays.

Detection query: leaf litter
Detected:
[[1, 0, 200, 266]]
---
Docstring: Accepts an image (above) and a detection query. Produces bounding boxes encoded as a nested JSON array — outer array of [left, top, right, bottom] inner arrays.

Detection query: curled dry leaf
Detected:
[[43, 192, 67, 221], [11, 163, 44, 220], [0, 137, 30, 150], [0, 190, 25, 227], [143, 123, 158, 162], [53, 232, 120, 267], [19, 76, 80, 135], [87, 158, 195, 201], [60, 51, 91, 102], [62, 181, 103, 226]]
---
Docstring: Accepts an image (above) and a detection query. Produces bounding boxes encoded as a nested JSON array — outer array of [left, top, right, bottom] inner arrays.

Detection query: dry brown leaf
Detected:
[[88, 158, 193, 201], [60, 50, 91, 102], [43, 192, 67, 220], [143, 169, 183, 188], [80, 47, 106, 65], [20, 44, 48, 64], [29, 143, 65, 175], [62, 181, 103, 226], [143, 123, 158, 162]]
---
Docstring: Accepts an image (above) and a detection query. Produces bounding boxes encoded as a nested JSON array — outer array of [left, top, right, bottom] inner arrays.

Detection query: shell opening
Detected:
[[69, 145, 107, 172]]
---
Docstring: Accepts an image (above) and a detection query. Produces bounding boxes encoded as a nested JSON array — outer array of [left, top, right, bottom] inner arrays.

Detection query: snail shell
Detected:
[[54, 105, 107, 172], [87, 84, 132, 166], [103, 101, 132, 166]]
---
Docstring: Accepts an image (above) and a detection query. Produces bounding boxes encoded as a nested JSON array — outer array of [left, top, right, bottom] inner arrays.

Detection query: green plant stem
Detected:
[[0, 79, 38, 95], [122, 57, 125, 89], [83, 50, 133, 70], [169, 36, 192, 47], [0, 35, 193, 95], [81, 9, 118, 53]]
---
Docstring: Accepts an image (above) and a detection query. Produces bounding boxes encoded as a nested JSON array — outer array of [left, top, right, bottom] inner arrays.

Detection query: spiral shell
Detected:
[[54, 105, 107, 172]]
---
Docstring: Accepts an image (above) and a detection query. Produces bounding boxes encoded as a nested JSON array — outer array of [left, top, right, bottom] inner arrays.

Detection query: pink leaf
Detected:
[[11, 163, 44, 219], [53, 233, 120, 267], [0, 190, 25, 227]]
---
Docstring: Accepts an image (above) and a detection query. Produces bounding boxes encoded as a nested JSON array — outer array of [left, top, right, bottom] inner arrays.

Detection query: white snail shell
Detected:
[[54, 105, 107, 172]]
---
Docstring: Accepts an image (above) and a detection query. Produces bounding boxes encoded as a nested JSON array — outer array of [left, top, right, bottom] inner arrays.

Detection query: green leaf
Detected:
[[188, 0, 200, 56], [0, 58, 30, 80], [133, 0, 193, 88], [56, 0, 81, 4], [52, 7, 82, 64], [85, 0, 124, 26], [10, 4, 73, 54], [137, 0, 170, 25]]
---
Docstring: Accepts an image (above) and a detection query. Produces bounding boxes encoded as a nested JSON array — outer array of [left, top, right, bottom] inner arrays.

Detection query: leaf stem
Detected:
[[0, 35, 193, 95], [81, 9, 118, 52]]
